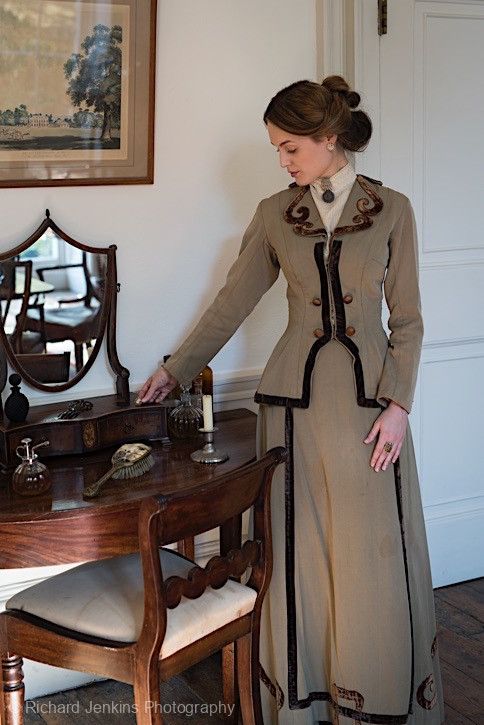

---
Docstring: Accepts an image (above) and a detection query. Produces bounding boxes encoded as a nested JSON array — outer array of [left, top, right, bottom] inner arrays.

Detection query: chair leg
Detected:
[[236, 632, 263, 725], [176, 537, 195, 560], [1, 654, 24, 725], [222, 643, 239, 723], [133, 667, 163, 725], [74, 343, 84, 372]]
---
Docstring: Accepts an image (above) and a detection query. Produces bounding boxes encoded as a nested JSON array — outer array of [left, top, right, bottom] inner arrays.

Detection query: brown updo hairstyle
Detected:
[[263, 75, 372, 153]]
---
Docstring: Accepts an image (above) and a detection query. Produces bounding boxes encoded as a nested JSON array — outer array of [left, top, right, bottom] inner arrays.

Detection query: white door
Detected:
[[354, 0, 484, 587]]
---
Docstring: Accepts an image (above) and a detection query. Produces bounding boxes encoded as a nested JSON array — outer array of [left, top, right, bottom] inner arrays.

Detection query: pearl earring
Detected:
[[327, 143, 335, 151]]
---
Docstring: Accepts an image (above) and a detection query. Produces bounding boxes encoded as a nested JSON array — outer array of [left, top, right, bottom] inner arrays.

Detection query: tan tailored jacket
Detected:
[[163, 174, 423, 414]]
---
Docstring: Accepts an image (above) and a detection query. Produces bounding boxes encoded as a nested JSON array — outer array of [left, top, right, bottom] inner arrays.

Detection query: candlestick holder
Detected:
[[190, 427, 229, 464]]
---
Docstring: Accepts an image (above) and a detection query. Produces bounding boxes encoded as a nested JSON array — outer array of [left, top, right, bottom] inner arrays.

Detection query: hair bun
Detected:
[[332, 88, 360, 110], [344, 90, 360, 109], [321, 75, 360, 109]]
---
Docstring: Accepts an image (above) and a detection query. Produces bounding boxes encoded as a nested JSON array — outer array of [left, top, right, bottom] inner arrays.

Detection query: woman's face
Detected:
[[267, 120, 341, 186]]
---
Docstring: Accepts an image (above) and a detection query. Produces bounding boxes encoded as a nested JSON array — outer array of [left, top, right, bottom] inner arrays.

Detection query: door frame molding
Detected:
[[320, 0, 381, 176]]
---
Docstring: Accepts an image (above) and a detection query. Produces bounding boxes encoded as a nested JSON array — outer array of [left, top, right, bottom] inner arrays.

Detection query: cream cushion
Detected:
[[6, 549, 257, 658]]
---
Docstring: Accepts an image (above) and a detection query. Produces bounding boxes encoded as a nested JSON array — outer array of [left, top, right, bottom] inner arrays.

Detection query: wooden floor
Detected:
[[23, 577, 483, 724]]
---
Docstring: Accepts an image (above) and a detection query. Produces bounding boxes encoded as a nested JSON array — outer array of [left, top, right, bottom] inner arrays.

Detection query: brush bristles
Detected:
[[112, 453, 155, 480]]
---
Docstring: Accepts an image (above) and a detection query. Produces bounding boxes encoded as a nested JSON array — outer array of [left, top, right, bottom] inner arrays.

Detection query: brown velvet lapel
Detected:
[[283, 174, 384, 237]]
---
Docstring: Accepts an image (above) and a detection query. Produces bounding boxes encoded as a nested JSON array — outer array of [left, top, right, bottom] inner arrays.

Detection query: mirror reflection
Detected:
[[0, 229, 106, 386]]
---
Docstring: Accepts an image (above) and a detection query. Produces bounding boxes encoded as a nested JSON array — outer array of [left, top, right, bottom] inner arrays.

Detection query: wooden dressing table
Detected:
[[0, 408, 256, 568]]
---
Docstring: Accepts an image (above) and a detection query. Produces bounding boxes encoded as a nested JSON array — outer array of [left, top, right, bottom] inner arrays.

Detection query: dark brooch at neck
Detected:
[[283, 174, 384, 237]]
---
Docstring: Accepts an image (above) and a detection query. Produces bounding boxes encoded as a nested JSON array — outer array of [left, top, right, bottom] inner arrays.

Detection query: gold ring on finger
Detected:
[[383, 441, 393, 453]]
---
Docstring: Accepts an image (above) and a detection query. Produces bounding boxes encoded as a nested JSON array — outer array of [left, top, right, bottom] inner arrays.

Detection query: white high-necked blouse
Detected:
[[310, 160, 357, 254]]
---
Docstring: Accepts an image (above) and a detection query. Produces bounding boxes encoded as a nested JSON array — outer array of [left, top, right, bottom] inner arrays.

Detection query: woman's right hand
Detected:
[[136, 366, 178, 404]]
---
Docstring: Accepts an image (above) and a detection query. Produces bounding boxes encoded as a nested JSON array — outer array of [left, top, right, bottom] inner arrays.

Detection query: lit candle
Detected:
[[202, 394, 214, 431]]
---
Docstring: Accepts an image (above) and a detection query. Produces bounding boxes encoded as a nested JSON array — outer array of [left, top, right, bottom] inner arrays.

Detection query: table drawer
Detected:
[[97, 409, 164, 446]]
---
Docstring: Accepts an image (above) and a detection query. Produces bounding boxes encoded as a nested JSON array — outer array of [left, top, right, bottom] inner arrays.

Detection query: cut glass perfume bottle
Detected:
[[167, 385, 203, 440]]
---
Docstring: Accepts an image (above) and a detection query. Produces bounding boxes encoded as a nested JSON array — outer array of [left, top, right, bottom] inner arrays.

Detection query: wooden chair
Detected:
[[0, 446, 286, 725], [0, 259, 19, 325], [0, 259, 45, 357], [22, 253, 103, 371]]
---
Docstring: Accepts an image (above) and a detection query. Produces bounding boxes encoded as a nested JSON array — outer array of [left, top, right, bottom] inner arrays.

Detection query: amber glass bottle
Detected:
[[191, 371, 202, 399], [201, 365, 213, 396], [190, 365, 212, 404]]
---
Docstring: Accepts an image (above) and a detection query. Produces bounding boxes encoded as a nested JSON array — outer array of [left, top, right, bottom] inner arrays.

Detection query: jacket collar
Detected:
[[283, 174, 384, 237]]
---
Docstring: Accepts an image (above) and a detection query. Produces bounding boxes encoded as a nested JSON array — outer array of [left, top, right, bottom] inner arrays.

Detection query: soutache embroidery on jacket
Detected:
[[416, 632, 438, 710], [283, 175, 383, 237], [259, 662, 285, 710]]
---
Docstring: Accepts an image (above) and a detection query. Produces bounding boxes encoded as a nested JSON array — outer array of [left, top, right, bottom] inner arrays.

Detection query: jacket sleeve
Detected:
[[375, 196, 424, 414], [162, 201, 280, 387]]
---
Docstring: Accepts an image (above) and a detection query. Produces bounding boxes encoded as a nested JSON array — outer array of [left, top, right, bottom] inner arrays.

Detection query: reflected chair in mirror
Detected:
[[0, 259, 45, 357], [21, 252, 103, 372], [0, 263, 73, 384], [0, 446, 286, 725], [0, 259, 18, 325], [15, 352, 71, 384]]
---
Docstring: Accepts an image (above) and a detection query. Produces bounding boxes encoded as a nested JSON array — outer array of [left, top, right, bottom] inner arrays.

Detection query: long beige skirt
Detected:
[[252, 339, 445, 724]]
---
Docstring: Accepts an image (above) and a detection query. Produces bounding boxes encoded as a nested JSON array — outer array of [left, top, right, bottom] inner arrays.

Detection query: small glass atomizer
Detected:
[[12, 438, 51, 496]]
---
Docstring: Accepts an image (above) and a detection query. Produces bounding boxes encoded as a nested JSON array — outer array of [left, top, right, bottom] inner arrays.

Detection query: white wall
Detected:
[[0, 0, 319, 404], [0, 0, 320, 698]]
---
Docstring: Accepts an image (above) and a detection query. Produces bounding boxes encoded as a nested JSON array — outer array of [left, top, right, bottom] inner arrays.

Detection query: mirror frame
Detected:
[[0, 210, 129, 403]]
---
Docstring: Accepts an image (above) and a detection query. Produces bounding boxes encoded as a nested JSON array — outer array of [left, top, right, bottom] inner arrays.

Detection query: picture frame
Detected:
[[0, 0, 156, 187]]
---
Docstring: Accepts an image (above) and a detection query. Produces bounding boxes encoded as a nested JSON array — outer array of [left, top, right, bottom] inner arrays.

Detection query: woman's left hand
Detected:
[[364, 401, 408, 471]]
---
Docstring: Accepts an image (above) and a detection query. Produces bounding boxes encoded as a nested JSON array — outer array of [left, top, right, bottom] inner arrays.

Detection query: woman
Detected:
[[138, 76, 444, 724]]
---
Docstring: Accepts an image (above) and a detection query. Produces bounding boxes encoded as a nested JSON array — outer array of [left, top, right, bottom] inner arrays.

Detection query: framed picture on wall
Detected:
[[0, 0, 157, 187]]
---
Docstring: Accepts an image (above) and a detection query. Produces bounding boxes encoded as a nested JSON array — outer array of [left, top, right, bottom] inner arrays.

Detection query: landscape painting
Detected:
[[0, 0, 156, 186]]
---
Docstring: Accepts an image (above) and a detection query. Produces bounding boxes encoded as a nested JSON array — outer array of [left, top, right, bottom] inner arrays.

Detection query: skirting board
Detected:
[[426, 497, 484, 589]]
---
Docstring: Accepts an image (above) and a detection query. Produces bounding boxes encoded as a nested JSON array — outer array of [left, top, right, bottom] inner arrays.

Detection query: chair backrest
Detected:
[[0, 260, 16, 302], [136, 446, 286, 651], [16, 351, 71, 383], [0, 259, 33, 326], [147, 447, 285, 546], [37, 252, 98, 309], [6, 260, 35, 351]]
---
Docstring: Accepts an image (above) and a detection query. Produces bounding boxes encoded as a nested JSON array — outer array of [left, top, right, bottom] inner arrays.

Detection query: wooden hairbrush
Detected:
[[83, 443, 155, 499]]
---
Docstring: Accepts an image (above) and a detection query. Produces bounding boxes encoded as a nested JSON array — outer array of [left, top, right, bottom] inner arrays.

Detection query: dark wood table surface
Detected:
[[0, 408, 257, 569]]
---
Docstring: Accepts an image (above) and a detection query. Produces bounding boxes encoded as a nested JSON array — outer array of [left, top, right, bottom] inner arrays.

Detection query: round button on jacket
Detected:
[[312, 297, 322, 306], [343, 294, 353, 304], [345, 326, 356, 336], [313, 328, 324, 338]]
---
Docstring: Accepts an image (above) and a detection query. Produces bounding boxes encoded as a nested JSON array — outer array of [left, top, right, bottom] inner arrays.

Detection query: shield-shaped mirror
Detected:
[[0, 210, 129, 399]]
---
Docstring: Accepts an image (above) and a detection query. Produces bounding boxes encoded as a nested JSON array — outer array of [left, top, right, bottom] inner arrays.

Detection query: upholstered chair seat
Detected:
[[25, 305, 99, 330], [6, 548, 257, 658]]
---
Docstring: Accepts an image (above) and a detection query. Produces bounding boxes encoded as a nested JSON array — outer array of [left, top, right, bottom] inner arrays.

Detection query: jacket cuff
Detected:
[[376, 391, 411, 415], [161, 358, 195, 389]]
